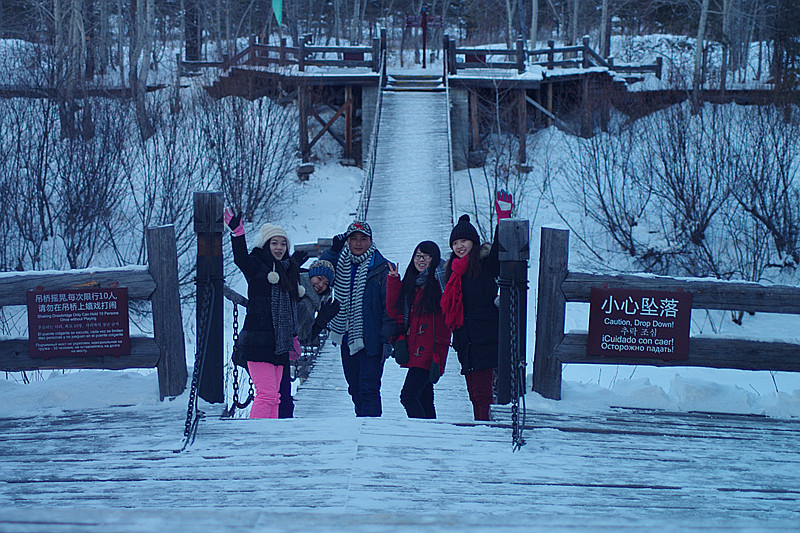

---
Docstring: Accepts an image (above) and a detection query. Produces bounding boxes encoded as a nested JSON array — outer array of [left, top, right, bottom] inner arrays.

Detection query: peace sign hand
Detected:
[[387, 261, 400, 278]]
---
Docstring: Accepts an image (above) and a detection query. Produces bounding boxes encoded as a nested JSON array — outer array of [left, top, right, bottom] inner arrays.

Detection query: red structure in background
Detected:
[[406, 7, 443, 69]]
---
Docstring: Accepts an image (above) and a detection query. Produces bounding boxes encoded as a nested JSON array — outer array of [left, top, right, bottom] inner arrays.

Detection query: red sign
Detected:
[[27, 287, 130, 358], [587, 287, 692, 360]]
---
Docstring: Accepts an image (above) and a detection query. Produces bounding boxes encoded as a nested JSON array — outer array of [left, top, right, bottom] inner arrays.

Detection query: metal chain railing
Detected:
[[177, 276, 215, 452], [509, 281, 527, 451], [223, 303, 254, 418]]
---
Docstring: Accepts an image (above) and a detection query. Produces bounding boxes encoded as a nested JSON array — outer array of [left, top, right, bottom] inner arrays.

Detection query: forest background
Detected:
[[1, 0, 800, 376]]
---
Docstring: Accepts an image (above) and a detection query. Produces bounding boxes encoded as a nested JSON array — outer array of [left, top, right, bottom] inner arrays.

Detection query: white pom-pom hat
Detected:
[[258, 223, 290, 250]]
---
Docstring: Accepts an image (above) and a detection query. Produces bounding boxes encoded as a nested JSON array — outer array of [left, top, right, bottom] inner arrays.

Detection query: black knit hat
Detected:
[[449, 214, 480, 247]]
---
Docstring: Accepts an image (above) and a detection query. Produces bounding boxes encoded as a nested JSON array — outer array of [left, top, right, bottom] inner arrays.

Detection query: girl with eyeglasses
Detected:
[[386, 241, 450, 419]]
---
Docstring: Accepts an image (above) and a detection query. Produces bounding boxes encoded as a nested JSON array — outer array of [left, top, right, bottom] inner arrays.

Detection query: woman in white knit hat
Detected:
[[224, 209, 304, 419]]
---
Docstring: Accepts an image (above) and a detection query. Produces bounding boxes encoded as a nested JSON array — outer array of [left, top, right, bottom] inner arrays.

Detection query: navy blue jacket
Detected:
[[320, 247, 394, 357]]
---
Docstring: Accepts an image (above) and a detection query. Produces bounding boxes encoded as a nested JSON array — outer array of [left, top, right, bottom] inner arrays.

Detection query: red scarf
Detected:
[[440, 256, 468, 330]]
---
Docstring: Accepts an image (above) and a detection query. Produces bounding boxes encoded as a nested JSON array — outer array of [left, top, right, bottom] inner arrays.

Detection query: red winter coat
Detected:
[[386, 274, 450, 376]]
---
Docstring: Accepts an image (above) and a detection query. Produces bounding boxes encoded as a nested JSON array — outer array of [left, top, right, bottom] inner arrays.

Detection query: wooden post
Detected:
[[582, 36, 591, 68], [299, 85, 309, 162], [470, 88, 479, 150], [547, 40, 555, 69], [194, 191, 224, 404], [298, 35, 306, 71], [518, 89, 527, 164], [247, 35, 255, 65], [345, 85, 353, 159], [449, 38, 457, 75], [496, 219, 530, 405], [546, 82, 553, 128], [372, 37, 380, 72], [655, 56, 663, 79], [279, 37, 287, 66], [146, 225, 187, 400], [581, 76, 591, 137], [533, 227, 569, 400], [443, 34, 449, 79], [516, 37, 525, 73]]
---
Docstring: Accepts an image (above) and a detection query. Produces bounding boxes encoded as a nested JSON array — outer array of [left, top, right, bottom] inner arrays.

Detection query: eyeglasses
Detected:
[[413, 253, 432, 261]]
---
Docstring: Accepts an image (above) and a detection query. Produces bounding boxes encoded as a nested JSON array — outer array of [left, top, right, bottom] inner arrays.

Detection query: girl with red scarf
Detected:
[[440, 191, 513, 421]]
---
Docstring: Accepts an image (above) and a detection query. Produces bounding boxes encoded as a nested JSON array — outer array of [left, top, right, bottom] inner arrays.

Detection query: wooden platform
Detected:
[[1, 339, 799, 530]]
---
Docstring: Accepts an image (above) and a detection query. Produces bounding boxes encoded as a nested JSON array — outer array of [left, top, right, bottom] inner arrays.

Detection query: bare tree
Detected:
[[730, 104, 800, 268], [200, 94, 297, 224], [53, 99, 126, 269]]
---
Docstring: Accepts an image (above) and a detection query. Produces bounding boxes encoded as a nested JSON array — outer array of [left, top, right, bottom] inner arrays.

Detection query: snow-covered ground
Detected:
[[2, 32, 800, 530]]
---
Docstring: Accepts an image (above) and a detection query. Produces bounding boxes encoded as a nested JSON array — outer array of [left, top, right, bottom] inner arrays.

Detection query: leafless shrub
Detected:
[[52, 99, 127, 269], [199, 94, 297, 223], [118, 90, 213, 298], [729, 105, 800, 270]]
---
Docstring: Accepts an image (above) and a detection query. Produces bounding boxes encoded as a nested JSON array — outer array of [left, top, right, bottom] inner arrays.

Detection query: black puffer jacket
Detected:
[[449, 238, 499, 374], [232, 234, 300, 367]]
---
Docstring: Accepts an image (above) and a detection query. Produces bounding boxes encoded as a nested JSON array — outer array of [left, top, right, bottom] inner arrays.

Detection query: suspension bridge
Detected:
[[1, 69, 800, 531]]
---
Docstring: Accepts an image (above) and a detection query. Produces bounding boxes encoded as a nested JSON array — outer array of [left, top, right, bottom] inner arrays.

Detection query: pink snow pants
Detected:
[[247, 361, 283, 419]]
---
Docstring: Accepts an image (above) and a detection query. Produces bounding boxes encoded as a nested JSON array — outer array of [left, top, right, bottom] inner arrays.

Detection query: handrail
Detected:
[[451, 39, 661, 77], [355, 48, 387, 222], [443, 66, 456, 226]]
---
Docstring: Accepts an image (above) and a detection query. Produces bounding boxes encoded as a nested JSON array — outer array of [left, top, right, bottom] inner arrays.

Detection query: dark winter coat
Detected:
[[232, 234, 299, 367], [449, 239, 500, 374], [320, 247, 394, 357], [386, 274, 450, 375], [296, 272, 332, 346]]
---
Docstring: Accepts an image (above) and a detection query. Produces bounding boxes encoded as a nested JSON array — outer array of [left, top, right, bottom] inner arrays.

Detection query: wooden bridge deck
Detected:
[[1, 339, 799, 531]]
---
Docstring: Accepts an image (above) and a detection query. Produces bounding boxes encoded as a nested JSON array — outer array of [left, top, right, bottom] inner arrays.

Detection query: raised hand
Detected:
[[387, 261, 399, 278], [315, 299, 341, 327], [223, 207, 244, 237], [291, 249, 309, 266], [495, 189, 513, 222], [330, 233, 346, 253]]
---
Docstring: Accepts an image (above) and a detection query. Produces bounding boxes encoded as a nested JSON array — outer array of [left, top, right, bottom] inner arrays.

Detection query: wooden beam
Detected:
[[518, 89, 527, 163], [533, 227, 569, 400], [0, 336, 160, 372], [194, 191, 224, 404], [345, 85, 353, 158], [146, 225, 187, 399], [299, 85, 309, 162], [0, 267, 156, 307], [308, 101, 349, 151], [470, 89, 479, 149], [562, 272, 800, 314], [555, 333, 800, 373]]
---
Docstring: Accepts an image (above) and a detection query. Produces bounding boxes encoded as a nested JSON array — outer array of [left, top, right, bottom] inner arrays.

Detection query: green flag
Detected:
[[272, 0, 282, 26]]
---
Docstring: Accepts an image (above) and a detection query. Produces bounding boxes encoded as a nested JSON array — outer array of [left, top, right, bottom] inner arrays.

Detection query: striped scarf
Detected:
[[271, 259, 298, 356], [329, 243, 376, 354]]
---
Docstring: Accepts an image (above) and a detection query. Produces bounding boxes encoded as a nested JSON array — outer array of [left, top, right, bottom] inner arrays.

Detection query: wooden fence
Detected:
[[181, 31, 387, 74], [444, 35, 661, 79], [533, 227, 800, 400], [0, 225, 187, 400]]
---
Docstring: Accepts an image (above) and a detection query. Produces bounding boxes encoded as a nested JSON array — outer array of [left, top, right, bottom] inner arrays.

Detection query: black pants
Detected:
[[278, 364, 293, 418], [400, 367, 436, 419]]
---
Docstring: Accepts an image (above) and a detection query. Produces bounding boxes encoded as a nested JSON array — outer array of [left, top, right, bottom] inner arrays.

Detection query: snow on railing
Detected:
[[355, 49, 387, 222]]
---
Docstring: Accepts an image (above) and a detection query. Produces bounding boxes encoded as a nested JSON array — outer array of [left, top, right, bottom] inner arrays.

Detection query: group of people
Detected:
[[223, 190, 513, 422]]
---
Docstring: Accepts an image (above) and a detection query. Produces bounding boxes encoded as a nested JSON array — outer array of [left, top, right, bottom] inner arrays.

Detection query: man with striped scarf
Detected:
[[321, 221, 394, 416]]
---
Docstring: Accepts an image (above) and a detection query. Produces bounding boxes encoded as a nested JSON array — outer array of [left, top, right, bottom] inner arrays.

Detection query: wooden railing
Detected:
[[0, 226, 187, 400], [533, 227, 800, 400], [181, 32, 388, 74], [444, 35, 662, 79]]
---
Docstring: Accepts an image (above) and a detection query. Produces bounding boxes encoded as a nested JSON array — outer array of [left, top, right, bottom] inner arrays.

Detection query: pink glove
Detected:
[[223, 207, 244, 237], [290, 336, 301, 361], [495, 189, 513, 223]]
